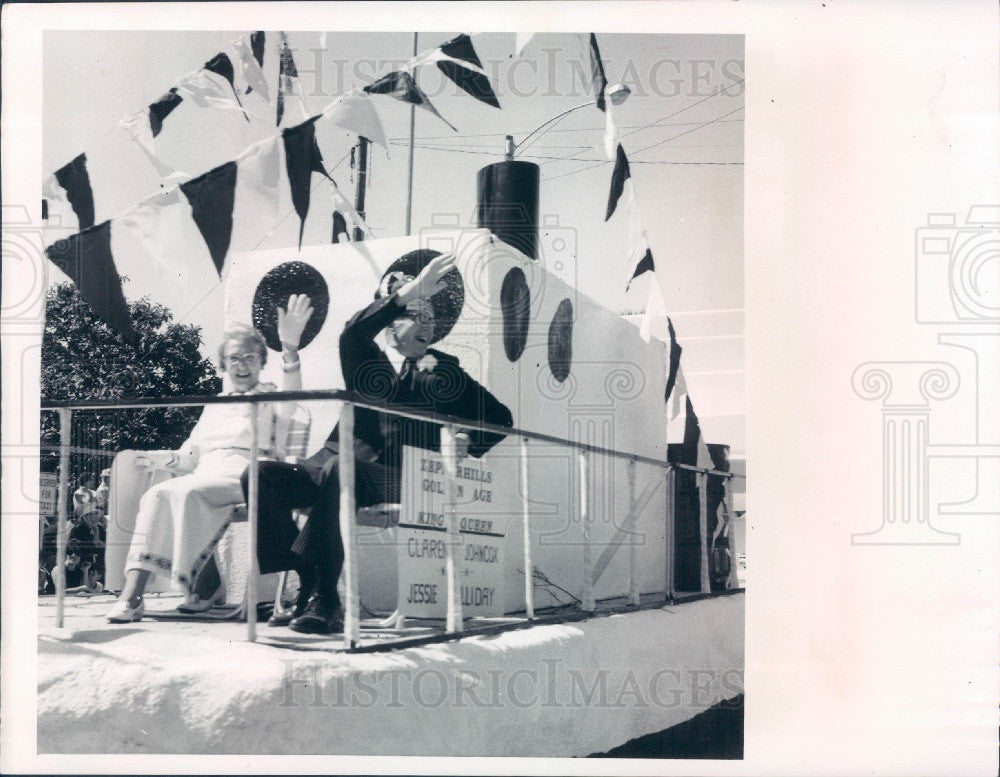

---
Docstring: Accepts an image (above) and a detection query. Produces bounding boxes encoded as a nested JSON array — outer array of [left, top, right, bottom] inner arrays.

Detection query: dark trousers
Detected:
[[240, 456, 400, 608]]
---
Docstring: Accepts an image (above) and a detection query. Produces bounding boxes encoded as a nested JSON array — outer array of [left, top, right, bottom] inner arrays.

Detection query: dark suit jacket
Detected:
[[306, 293, 514, 476]]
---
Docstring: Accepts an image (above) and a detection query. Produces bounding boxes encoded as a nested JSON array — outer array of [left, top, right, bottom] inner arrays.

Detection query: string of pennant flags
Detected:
[[42, 31, 502, 343], [44, 32, 501, 235], [589, 33, 714, 469], [43, 29, 718, 465]]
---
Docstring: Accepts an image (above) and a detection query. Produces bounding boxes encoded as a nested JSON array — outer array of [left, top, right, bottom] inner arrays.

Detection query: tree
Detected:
[[41, 283, 222, 481]]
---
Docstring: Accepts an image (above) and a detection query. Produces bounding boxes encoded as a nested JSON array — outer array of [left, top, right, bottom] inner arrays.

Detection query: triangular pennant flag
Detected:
[[148, 87, 183, 138], [233, 34, 270, 102], [623, 186, 650, 262], [627, 247, 655, 289], [323, 93, 388, 148], [177, 68, 248, 114], [282, 117, 334, 247], [326, 178, 373, 239], [684, 396, 715, 471], [639, 273, 666, 344], [604, 102, 619, 160], [115, 188, 213, 307], [120, 107, 184, 179], [204, 52, 249, 121], [236, 134, 282, 212], [332, 211, 348, 243], [277, 32, 300, 126], [435, 60, 501, 109], [45, 221, 135, 343], [180, 161, 238, 274], [668, 365, 689, 429], [53, 153, 95, 231], [364, 70, 457, 131], [110, 187, 222, 344], [439, 33, 483, 69], [588, 33, 608, 112], [664, 317, 683, 402], [605, 143, 631, 220], [250, 31, 265, 67], [229, 134, 286, 256]]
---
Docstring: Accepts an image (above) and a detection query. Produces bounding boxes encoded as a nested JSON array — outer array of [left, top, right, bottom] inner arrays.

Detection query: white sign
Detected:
[[397, 448, 506, 619], [39, 473, 58, 517]]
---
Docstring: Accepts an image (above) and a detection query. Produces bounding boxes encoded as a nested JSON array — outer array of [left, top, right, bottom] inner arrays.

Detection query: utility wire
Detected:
[[383, 117, 744, 143], [395, 143, 742, 165], [541, 105, 745, 183]]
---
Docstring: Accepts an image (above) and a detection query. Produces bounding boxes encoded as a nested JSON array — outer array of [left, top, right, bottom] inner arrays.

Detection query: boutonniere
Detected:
[[416, 354, 438, 373]]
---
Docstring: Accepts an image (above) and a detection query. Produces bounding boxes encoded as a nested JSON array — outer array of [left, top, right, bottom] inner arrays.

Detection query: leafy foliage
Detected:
[[41, 283, 221, 480]]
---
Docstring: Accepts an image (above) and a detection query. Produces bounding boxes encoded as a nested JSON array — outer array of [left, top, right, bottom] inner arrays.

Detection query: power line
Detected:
[[630, 105, 745, 156], [541, 104, 745, 183], [383, 117, 744, 143], [618, 78, 745, 142], [395, 143, 742, 165]]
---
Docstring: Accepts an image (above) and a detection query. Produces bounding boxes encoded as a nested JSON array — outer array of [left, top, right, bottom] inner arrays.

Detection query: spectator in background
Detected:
[[73, 474, 98, 519], [70, 508, 106, 579], [94, 468, 111, 511]]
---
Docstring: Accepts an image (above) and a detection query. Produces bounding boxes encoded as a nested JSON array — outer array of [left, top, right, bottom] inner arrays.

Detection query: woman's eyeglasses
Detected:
[[225, 352, 262, 368]]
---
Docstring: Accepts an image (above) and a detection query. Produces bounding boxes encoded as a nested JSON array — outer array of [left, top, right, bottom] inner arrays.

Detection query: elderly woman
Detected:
[[106, 294, 313, 623]]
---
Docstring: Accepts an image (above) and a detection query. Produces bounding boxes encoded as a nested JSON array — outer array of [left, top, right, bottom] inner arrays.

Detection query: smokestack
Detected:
[[476, 160, 539, 260]]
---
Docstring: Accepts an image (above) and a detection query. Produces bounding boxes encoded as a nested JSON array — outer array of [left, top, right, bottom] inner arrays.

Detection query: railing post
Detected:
[[519, 436, 534, 619], [55, 408, 72, 628], [441, 425, 464, 633], [665, 466, 675, 601], [697, 470, 710, 594], [724, 475, 739, 589], [339, 404, 360, 648], [246, 402, 259, 642], [626, 459, 640, 607], [579, 451, 594, 613]]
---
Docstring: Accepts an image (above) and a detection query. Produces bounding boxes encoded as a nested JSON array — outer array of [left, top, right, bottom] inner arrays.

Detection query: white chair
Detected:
[[105, 404, 312, 614]]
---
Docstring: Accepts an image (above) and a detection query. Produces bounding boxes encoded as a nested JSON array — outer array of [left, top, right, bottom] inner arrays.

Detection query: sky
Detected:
[[43, 30, 744, 320]]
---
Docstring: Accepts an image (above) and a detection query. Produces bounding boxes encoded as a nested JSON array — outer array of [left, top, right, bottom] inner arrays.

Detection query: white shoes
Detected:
[[106, 598, 144, 623], [176, 586, 226, 614]]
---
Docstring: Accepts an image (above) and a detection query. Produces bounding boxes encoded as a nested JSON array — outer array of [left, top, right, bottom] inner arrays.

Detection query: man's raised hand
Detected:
[[396, 253, 456, 305]]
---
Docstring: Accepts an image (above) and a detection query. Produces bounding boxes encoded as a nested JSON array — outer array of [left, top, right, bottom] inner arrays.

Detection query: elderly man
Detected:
[[244, 252, 513, 634]]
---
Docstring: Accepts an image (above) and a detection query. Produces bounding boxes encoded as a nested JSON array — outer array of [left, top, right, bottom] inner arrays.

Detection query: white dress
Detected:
[[124, 384, 278, 593]]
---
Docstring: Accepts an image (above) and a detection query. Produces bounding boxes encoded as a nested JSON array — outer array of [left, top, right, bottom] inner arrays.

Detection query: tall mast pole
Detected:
[[405, 32, 418, 235]]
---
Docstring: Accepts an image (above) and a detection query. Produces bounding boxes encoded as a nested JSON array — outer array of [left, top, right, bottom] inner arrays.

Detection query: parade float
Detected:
[[38, 31, 745, 757]]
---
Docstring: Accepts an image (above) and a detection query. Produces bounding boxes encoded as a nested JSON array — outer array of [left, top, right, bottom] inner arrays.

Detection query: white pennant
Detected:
[[232, 35, 271, 103], [177, 68, 245, 113], [322, 92, 388, 150], [639, 275, 666, 344]]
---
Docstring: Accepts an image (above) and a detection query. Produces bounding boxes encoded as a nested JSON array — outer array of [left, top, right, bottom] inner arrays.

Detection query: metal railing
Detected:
[[42, 388, 744, 649]]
